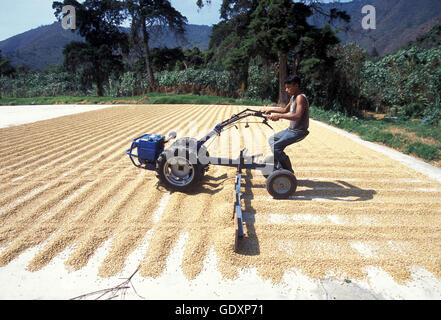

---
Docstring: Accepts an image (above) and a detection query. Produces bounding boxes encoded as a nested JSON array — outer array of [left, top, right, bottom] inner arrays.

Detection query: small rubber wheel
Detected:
[[266, 169, 297, 199]]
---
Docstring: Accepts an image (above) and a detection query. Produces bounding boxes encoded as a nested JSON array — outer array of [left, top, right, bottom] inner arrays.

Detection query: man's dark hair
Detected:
[[284, 75, 301, 86]]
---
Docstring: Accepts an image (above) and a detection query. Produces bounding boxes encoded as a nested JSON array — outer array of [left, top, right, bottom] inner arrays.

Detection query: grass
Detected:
[[310, 106, 441, 164], [0, 93, 268, 106]]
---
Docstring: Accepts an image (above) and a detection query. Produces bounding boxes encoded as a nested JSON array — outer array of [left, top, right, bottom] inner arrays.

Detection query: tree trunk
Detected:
[[239, 63, 249, 96], [97, 79, 104, 97], [94, 61, 104, 97], [263, 59, 272, 99], [278, 53, 289, 105], [141, 19, 155, 91], [294, 53, 302, 75]]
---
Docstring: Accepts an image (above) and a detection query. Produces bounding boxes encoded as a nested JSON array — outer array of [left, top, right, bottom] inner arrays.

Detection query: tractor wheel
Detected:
[[266, 169, 297, 199], [171, 137, 210, 177], [157, 146, 202, 191]]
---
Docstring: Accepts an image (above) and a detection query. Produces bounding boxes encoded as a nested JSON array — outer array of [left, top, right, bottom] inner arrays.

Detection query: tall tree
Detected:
[[0, 50, 15, 99], [124, 0, 187, 90], [0, 50, 15, 77], [150, 47, 185, 71], [208, 0, 259, 95], [62, 41, 125, 96], [248, 0, 313, 104], [53, 0, 128, 96], [247, 0, 350, 104], [296, 24, 341, 108]]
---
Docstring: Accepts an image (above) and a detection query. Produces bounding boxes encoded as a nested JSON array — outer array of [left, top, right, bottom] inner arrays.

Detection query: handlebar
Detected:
[[197, 108, 273, 148], [216, 108, 273, 131]]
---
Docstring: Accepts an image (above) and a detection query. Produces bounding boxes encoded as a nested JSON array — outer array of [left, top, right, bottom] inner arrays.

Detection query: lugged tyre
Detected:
[[266, 169, 297, 199]]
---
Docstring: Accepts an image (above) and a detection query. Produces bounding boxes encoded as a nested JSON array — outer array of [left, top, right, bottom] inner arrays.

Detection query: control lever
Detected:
[[165, 131, 177, 143], [262, 115, 273, 130]]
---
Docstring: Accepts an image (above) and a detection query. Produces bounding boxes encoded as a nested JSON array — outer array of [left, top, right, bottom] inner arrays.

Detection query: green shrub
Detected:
[[360, 130, 394, 144], [405, 102, 425, 117], [243, 64, 278, 102], [404, 142, 440, 161], [329, 112, 346, 126], [360, 46, 441, 116], [389, 106, 399, 116], [0, 67, 85, 98], [421, 95, 441, 126], [156, 68, 235, 95]]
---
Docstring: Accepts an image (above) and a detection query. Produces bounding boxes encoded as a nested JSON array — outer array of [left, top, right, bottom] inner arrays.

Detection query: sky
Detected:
[[0, 0, 351, 42], [0, 0, 223, 41]]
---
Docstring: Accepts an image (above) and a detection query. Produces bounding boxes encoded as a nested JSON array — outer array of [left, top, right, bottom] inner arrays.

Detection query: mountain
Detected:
[[0, 22, 83, 70], [0, 22, 213, 70], [403, 23, 441, 50], [311, 0, 441, 56], [1, 0, 441, 69]]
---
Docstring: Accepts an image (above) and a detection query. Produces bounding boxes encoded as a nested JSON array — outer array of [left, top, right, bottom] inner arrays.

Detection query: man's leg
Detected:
[[270, 130, 308, 172], [269, 130, 288, 169], [268, 130, 286, 148]]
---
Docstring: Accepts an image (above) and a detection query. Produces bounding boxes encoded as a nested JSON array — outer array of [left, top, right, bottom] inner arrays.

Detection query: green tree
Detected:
[[0, 50, 16, 99], [297, 24, 343, 109], [0, 50, 15, 77], [124, 0, 187, 90], [207, 0, 259, 96], [202, 0, 350, 102], [53, 0, 128, 96], [62, 41, 124, 96], [150, 47, 185, 71], [248, 0, 313, 104], [331, 42, 367, 114], [247, 1, 350, 104], [183, 47, 205, 69]]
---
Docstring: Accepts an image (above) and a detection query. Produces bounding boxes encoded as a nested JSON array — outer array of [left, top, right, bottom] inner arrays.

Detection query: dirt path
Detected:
[[1, 104, 441, 285]]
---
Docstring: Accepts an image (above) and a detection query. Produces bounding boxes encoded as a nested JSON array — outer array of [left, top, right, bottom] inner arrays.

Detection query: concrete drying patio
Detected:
[[1, 104, 441, 300]]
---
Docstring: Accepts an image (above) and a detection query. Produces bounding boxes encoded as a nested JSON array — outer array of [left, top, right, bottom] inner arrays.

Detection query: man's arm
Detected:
[[268, 95, 306, 121], [263, 102, 290, 115]]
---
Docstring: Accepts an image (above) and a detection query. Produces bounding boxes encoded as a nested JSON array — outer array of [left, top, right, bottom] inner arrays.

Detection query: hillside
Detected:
[[312, 0, 441, 55], [0, 23, 212, 70], [0, 22, 83, 70]]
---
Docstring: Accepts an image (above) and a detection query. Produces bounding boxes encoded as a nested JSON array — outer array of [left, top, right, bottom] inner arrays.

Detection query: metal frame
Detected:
[[233, 148, 249, 239], [197, 108, 273, 150], [126, 134, 157, 169]]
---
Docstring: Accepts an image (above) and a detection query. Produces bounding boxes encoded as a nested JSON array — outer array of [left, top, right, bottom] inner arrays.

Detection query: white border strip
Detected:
[[311, 119, 441, 183], [0, 104, 126, 128]]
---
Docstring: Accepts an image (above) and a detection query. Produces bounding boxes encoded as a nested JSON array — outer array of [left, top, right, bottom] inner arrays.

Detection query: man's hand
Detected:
[[263, 106, 273, 115], [263, 104, 289, 115], [268, 114, 282, 121]]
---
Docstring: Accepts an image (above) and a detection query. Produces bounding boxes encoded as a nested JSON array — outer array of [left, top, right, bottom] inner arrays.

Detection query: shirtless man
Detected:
[[263, 75, 310, 173]]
